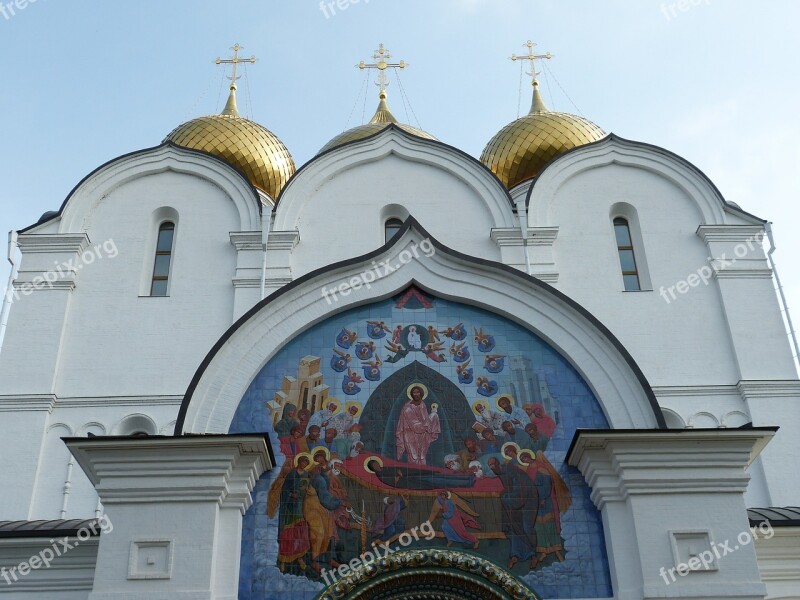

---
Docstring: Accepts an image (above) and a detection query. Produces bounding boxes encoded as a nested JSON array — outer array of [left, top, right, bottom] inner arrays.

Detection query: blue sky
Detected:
[[1, 0, 799, 363]]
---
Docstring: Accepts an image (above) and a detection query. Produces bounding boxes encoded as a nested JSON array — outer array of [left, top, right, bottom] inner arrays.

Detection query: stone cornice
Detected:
[[737, 379, 800, 398], [15, 233, 90, 254], [713, 268, 773, 280], [566, 429, 777, 509], [696, 225, 765, 244], [55, 395, 184, 408], [0, 394, 55, 412], [754, 528, 800, 582], [232, 277, 262, 289], [490, 227, 558, 247], [652, 385, 739, 397], [0, 395, 183, 410], [64, 435, 273, 513], [229, 231, 263, 251], [266, 230, 300, 251]]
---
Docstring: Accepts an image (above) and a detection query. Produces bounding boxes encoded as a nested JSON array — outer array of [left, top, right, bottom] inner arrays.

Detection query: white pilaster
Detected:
[[65, 435, 273, 600], [568, 429, 775, 600]]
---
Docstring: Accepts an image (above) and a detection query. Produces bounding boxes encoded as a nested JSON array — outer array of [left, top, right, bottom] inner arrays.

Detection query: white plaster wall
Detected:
[[284, 153, 502, 276], [54, 171, 240, 398]]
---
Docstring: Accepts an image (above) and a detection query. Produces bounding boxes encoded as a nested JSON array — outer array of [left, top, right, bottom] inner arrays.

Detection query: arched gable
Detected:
[[25, 143, 263, 234], [273, 125, 516, 236], [176, 217, 664, 435], [526, 134, 765, 227]]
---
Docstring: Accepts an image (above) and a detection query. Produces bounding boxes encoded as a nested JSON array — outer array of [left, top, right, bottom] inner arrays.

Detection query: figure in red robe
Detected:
[[395, 384, 441, 465]]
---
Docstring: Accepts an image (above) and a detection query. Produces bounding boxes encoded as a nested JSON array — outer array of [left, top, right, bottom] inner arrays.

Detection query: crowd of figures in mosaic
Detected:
[[231, 288, 613, 599]]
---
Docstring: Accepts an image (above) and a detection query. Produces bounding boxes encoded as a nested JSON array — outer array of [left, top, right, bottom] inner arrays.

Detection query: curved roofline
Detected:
[[18, 141, 263, 234], [174, 215, 666, 434], [274, 123, 515, 211], [523, 133, 767, 223]]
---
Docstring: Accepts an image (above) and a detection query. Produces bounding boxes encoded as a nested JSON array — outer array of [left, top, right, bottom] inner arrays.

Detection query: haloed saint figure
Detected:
[[395, 384, 441, 465]]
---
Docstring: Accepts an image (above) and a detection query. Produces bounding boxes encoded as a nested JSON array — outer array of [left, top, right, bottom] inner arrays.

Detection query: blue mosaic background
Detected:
[[230, 292, 613, 599]]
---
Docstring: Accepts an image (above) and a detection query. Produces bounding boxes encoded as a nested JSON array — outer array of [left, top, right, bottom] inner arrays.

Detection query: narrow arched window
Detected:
[[150, 222, 175, 296], [385, 218, 403, 243], [613, 217, 641, 291]]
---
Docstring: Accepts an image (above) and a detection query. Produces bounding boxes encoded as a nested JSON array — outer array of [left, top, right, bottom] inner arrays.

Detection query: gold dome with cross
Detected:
[[165, 44, 296, 201], [319, 44, 437, 154], [481, 41, 605, 189]]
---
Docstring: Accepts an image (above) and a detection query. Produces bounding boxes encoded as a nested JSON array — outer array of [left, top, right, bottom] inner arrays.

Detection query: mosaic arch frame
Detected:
[[175, 218, 665, 436]]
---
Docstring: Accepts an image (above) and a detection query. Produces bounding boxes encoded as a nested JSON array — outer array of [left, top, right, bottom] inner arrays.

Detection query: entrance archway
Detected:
[[316, 549, 540, 600]]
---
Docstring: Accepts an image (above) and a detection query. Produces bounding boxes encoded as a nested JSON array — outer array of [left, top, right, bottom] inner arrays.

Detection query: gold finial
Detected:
[[357, 43, 408, 100], [215, 43, 257, 117], [511, 40, 553, 114]]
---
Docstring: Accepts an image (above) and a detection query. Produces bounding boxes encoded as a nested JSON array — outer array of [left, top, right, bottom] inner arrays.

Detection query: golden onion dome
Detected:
[[164, 85, 295, 200], [319, 91, 436, 154], [481, 80, 605, 189]]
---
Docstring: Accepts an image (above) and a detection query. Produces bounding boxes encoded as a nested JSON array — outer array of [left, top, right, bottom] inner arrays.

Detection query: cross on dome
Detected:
[[357, 43, 408, 99], [214, 43, 257, 118], [511, 40, 552, 87], [215, 43, 257, 90]]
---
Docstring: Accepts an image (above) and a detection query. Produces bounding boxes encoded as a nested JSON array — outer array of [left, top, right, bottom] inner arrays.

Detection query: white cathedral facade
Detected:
[[0, 44, 798, 600]]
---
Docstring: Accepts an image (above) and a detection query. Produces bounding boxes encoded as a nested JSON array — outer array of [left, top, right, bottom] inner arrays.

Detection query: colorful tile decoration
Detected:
[[230, 288, 613, 599]]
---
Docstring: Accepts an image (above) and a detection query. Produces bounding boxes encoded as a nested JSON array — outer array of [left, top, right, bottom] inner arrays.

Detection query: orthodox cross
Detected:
[[215, 43, 257, 89], [357, 44, 407, 96], [511, 40, 552, 85]]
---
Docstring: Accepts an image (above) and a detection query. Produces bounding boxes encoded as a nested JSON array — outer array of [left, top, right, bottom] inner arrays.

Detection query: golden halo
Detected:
[[471, 400, 488, 414], [311, 446, 331, 462], [406, 383, 429, 401], [325, 398, 341, 414], [364, 455, 384, 474], [293, 452, 314, 469], [431, 403, 439, 410], [501, 441, 521, 459], [518, 449, 536, 464], [497, 393, 515, 406], [344, 401, 362, 417]]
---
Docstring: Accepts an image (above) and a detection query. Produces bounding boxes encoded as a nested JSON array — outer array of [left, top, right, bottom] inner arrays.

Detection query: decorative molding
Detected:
[[490, 227, 558, 247], [263, 277, 293, 288], [737, 379, 800, 399], [232, 277, 262, 289], [531, 272, 559, 284], [528, 227, 559, 246], [713, 268, 773, 280], [0, 395, 56, 412], [15, 233, 90, 254], [754, 528, 800, 583], [696, 225, 765, 244], [65, 435, 272, 510], [266, 230, 300, 251], [53, 395, 183, 409], [12, 278, 77, 292], [652, 385, 739, 398], [229, 231, 263, 251], [567, 429, 776, 509]]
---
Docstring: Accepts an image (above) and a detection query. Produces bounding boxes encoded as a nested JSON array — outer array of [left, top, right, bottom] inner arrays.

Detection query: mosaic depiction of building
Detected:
[[230, 288, 613, 599]]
